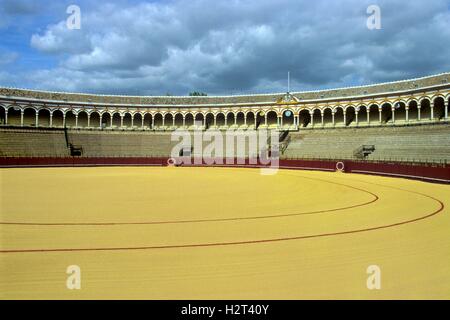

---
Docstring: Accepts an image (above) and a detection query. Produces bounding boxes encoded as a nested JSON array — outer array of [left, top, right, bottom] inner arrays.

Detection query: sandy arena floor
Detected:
[[1, 166, 449, 299]]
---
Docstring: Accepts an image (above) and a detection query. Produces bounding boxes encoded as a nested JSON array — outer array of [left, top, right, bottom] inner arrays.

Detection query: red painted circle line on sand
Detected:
[[0, 173, 379, 226], [0, 172, 444, 254]]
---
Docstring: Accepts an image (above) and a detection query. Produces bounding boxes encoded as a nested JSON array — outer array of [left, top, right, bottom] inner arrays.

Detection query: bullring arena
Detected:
[[1, 73, 450, 299]]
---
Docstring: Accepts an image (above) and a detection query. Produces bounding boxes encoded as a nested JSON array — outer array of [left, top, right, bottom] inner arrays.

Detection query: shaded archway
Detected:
[[266, 111, 278, 127], [7, 107, 21, 126], [174, 113, 184, 127], [236, 112, 245, 126], [185, 113, 194, 127], [216, 113, 225, 127], [420, 99, 431, 121], [408, 101, 419, 122], [334, 108, 344, 127], [194, 113, 204, 127], [38, 109, 51, 127], [380, 103, 392, 124], [323, 108, 333, 127], [143, 113, 152, 128], [433, 97, 445, 120], [393, 102, 407, 123], [226, 113, 235, 127], [154, 113, 163, 128], [65, 110, 76, 127], [123, 113, 132, 128], [90, 112, 101, 128], [246, 111, 256, 128], [23, 108, 36, 127], [368, 104, 379, 124], [52, 110, 64, 127], [312, 109, 321, 127], [298, 110, 310, 128], [101, 113, 111, 128], [357, 106, 368, 125], [78, 111, 89, 127], [111, 113, 121, 128], [282, 110, 294, 127], [345, 107, 356, 126], [205, 113, 215, 128], [0, 106, 6, 125]]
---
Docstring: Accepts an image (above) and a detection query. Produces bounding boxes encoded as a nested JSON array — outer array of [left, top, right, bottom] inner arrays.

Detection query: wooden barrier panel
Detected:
[[0, 157, 449, 184]]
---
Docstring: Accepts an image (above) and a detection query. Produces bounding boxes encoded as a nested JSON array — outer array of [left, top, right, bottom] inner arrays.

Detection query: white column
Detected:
[[405, 107, 409, 122], [254, 116, 257, 129], [418, 107, 421, 121], [445, 101, 448, 120], [367, 111, 370, 125], [332, 112, 335, 126], [35, 112, 39, 127], [172, 116, 175, 127], [20, 110, 24, 126], [63, 114, 67, 127], [234, 115, 237, 125], [430, 103, 434, 120], [244, 114, 247, 126], [183, 116, 186, 127], [264, 114, 268, 126], [310, 112, 314, 127], [280, 116, 283, 128], [151, 117, 155, 129], [391, 108, 395, 124], [141, 116, 144, 128], [75, 114, 79, 128], [99, 115, 102, 128], [379, 108, 382, 123], [355, 110, 359, 126], [110, 115, 113, 128], [131, 115, 134, 128], [120, 115, 124, 128], [321, 112, 324, 127], [4, 110, 8, 125], [343, 112, 347, 126]]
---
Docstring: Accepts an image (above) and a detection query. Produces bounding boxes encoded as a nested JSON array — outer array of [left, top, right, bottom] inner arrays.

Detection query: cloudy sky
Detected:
[[0, 0, 449, 96]]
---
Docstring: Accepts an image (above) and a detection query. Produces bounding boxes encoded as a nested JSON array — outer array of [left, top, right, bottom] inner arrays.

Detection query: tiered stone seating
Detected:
[[284, 125, 450, 163], [0, 128, 68, 157]]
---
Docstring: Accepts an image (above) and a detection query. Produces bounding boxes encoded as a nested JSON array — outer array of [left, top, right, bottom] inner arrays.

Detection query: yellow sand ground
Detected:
[[0, 166, 449, 299]]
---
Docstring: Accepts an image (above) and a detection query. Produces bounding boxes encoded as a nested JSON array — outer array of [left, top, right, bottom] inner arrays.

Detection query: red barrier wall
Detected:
[[0, 157, 449, 184]]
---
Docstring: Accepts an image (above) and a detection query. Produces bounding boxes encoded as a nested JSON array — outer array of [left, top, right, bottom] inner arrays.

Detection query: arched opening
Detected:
[[323, 108, 333, 127], [246, 112, 256, 128], [65, 110, 76, 127], [282, 110, 294, 127], [334, 108, 344, 127], [101, 113, 111, 128], [143, 113, 152, 128], [7, 107, 21, 126], [433, 97, 445, 121], [52, 110, 64, 127], [154, 113, 163, 128], [408, 101, 419, 122], [298, 110, 311, 128], [123, 113, 132, 128], [345, 107, 356, 126], [194, 113, 204, 127], [236, 112, 245, 126], [38, 109, 51, 127], [0, 107, 6, 125], [111, 113, 121, 128], [312, 109, 321, 128], [216, 113, 225, 127], [78, 111, 89, 127], [90, 112, 100, 128], [205, 113, 215, 128], [393, 102, 407, 123], [368, 104, 379, 124], [23, 108, 36, 127], [357, 106, 368, 125], [256, 111, 265, 128], [226, 113, 235, 127], [164, 113, 174, 128], [381, 103, 392, 124], [185, 113, 194, 127], [133, 113, 142, 128], [174, 113, 184, 127], [266, 111, 278, 127], [420, 99, 431, 121]]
